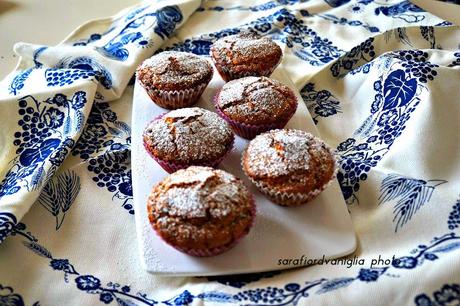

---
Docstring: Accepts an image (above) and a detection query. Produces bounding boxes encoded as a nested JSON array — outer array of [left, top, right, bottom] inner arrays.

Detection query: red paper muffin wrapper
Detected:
[[213, 90, 297, 139], [141, 79, 210, 109], [243, 143, 339, 207], [143, 114, 235, 173], [152, 194, 257, 257]]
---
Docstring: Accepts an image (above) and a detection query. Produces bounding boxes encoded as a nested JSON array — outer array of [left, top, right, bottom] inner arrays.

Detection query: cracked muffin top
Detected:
[[210, 32, 282, 76], [143, 107, 234, 164], [147, 166, 255, 251], [136, 51, 213, 91], [242, 129, 336, 194], [215, 76, 297, 125]]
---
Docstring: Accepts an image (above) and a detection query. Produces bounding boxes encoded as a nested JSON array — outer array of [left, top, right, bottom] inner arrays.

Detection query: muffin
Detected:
[[210, 32, 282, 81], [136, 51, 213, 109], [143, 107, 234, 173], [147, 166, 256, 256], [214, 76, 297, 139], [242, 129, 337, 206]]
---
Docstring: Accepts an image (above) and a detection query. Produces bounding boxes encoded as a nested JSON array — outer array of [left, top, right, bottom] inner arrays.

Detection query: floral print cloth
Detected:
[[0, 0, 460, 305]]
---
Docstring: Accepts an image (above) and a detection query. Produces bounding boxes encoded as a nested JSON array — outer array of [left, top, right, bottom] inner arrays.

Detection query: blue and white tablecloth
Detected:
[[1, 0, 460, 305]]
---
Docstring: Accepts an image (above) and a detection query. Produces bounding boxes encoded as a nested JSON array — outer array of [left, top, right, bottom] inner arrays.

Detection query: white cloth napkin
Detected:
[[1, 0, 460, 305]]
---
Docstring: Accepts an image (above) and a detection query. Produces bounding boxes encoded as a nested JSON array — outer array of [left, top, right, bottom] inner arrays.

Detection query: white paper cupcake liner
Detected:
[[143, 81, 209, 109]]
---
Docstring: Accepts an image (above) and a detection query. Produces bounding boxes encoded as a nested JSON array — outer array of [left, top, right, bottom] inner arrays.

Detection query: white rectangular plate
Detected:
[[132, 64, 357, 276]]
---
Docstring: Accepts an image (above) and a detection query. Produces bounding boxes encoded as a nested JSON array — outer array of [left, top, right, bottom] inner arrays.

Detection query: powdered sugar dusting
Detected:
[[143, 107, 233, 163], [155, 166, 250, 219], [212, 32, 280, 63], [245, 129, 323, 177], [217, 76, 295, 122], [138, 51, 212, 87]]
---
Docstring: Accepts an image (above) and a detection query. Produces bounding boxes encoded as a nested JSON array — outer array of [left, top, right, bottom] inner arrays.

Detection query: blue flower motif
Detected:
[[366, 135, 377, 143], [99, 292, 114, 304], [414, 294, 434, 306], [357, 269, 380, 282], [434, 284, 460, 305], [173, 290, 194, 305], [373, 80, 382, 91], [75, 275, 101, 291], [316, 106, 337, 117], [50, 259, 70, 271], [49, 147, 68, 166], [43, 107, 65, 129], [284, 283, 301, 292], [337, 138, 355, 151], [303, 83, 314, 92], [52, 94, 68, 107], [110, 143, 125, 151], [87, 125, 108, 138], [316, 90, 332, 102], [254, 23, 271, 33], [102, 110, 117, 122], [392, 256, 417, 269], [121, 286, 130, 293], [72, 91, 87, 109], [371, 93, 383, 114], [377, 110, 398, 127]]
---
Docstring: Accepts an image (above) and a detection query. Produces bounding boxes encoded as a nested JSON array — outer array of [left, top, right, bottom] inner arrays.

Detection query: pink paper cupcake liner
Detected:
[[243, 143, 339, 206], [143, 114, 235, 173], [141, 79, 210, 109], [213, 90, 297, 139], [157, 194, 257, 257]]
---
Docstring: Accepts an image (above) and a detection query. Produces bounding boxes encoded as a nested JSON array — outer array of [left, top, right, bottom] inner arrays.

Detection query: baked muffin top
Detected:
[[215, 76, 297, 125], [143, 107, 233, 164], [137, 51, 213, 90], [210, 32, 282, 73], [242, 129, 336, 194], [147, 166, 254, 250]]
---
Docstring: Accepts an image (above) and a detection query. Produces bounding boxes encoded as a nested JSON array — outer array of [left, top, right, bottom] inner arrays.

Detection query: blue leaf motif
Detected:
[[316, 278, 355, 294], [196, 292, 235, 303], [63, 117, 72, 135], [19, 138, 61, 166], [431, 242, 460, 253], [383, 69, 417, 110], [22, 241, 52, 259], [31, 165, 45, 189], [115, 297, 139, 306]]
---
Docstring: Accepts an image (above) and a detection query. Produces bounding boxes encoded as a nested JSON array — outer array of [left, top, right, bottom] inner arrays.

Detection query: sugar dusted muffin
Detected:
[[210, 32, 282, 81], [214, 76, 297, 139], [242, 129, 337, 206], [147, 166, 256, 256], [136, 51, 213, 109], [143, 107, 234, 173]]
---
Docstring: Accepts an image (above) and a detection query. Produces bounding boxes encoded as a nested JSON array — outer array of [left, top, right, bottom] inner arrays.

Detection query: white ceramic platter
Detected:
[[132, 64, 357, 276]]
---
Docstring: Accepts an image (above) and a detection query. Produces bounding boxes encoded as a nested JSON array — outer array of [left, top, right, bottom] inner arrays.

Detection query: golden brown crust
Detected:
[[147, 166, 254, 251], [215, 76, 297, 126], [137, 51, 213, 91], [242, 129, 336, 195]]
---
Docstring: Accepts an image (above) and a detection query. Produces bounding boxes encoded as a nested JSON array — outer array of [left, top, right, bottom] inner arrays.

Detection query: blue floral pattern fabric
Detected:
[[1, 0, 460, 305]]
